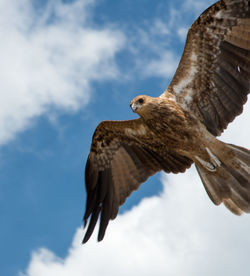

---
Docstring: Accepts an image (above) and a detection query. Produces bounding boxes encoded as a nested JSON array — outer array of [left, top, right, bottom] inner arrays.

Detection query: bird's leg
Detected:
[[195, 156, 216, 172], [195, 147, 221, 172], [206, 147, 221, 167]]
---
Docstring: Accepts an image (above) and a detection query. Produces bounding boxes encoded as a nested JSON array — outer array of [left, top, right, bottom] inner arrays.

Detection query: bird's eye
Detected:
[[138, 98, 144, 104]]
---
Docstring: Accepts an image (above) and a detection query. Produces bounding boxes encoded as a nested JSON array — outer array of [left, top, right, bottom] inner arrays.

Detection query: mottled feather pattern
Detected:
[[83, 119, 193, 242]]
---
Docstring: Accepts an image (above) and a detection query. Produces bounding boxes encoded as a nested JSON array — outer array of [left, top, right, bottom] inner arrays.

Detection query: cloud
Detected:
[[21, 100, 250, 276], [143, 51, 178, 78], [128, 26, 179, 81], [177, 27, 189, 42], [133, 0, 215, 79], [0, 0, 125, 145], [182, 0, 215, 14]]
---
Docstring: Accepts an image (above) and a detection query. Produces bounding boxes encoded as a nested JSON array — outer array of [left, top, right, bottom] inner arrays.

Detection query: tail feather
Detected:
[[195, 144, 250, 215], [223, 199, 243, 216]]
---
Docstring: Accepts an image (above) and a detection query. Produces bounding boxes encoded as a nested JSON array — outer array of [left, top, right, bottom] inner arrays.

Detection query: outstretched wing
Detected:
[[83, 119, 192, 243], [161, 0, 250, 136]]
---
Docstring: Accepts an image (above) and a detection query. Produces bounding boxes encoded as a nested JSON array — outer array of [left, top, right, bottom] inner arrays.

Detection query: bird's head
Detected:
[[130, 95, 155, 118]]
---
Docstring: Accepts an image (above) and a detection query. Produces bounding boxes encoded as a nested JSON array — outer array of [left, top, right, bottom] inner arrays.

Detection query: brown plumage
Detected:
[[83, 0, 250, 243]]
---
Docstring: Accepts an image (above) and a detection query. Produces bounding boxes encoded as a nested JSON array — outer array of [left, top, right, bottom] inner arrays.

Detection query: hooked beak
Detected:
[[130, 102, 137, 112]]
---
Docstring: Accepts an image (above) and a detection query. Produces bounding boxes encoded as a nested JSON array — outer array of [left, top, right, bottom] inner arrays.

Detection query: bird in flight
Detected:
[[83, 0, 250, 243]]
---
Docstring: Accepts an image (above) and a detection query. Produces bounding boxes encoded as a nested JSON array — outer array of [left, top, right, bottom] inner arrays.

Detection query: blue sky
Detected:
[[0, 1, 250, 276]]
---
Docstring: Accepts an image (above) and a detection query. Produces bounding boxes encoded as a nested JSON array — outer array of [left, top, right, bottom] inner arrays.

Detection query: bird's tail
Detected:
[[195, 143, 250, 215]]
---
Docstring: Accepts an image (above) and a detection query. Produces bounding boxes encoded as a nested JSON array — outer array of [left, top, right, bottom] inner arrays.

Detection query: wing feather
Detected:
[[83, 119, 193, 242], [162, 0, 250, 136]]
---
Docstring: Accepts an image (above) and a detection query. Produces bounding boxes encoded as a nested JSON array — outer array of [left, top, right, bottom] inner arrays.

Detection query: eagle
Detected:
[[83, 0, 250, 243]]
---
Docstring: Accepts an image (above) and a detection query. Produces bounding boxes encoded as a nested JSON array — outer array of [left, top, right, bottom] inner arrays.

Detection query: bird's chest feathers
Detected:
[[143, 105, 196, 147], [145, 103, 188, 132]]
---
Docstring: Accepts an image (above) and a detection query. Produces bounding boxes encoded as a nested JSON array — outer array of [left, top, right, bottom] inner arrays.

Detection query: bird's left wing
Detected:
[[83, 118, 192, 243], [161, 0, 250, 136]]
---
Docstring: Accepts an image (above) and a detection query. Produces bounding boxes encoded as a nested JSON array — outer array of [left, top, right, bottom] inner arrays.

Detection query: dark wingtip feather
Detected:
[[85, 156, 99, 192], [82, 206, 101, 244], [97, 230, 106, 242], [83, 167, 114, 243], [97, 205, 111, 242], [97, 169, 113, 242]]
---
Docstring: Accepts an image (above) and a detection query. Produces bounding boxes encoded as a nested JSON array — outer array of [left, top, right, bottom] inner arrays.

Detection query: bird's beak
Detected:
[[130, 102, 137, 112]]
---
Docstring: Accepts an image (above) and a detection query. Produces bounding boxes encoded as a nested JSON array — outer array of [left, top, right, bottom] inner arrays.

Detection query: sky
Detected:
[[0, 0, 250, 275]]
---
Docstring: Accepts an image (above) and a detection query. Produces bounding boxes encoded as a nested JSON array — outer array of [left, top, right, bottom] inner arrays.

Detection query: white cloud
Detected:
[[181, 0, 215, 16], [130, 25, 179, 80], [177, 27, 188, 42], [21, 100, 250, 276], [136, 0, 215, 79], [143, 51, 178, 78], [150, 19, 170, 36], [0, 0, 125, 145]]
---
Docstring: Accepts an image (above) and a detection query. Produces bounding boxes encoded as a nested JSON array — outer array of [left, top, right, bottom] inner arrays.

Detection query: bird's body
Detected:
[[83, 0, 250, 243], [129, 95, 210, 160]]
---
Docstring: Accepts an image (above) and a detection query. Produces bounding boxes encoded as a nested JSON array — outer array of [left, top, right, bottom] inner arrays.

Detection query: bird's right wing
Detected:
[[83, 118, 192, 243]]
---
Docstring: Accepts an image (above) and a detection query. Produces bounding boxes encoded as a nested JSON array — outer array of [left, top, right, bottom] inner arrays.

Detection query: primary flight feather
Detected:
[[83, 0, 250, 243]]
